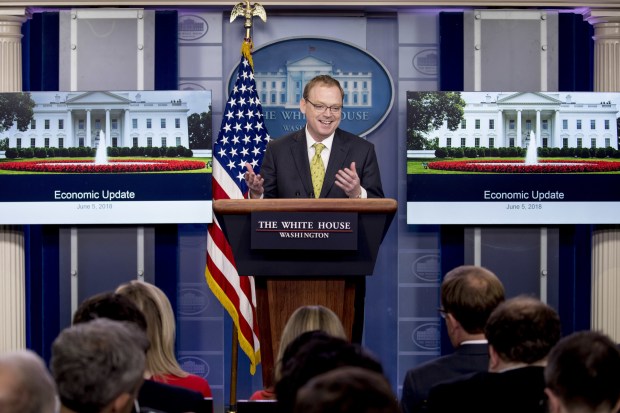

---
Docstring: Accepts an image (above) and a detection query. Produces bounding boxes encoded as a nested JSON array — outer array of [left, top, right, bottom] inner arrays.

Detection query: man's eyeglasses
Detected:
[[438, 308, 448, 319], [304, 98, 342, 114]]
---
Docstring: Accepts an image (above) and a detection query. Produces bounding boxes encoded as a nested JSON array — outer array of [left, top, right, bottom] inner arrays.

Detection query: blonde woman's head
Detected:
[[115, 280, 186, 379], [275, 305, 346, 380]]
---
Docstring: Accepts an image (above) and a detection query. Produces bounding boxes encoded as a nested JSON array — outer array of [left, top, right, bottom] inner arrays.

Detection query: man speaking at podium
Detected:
[[244, 74, 384, 199]]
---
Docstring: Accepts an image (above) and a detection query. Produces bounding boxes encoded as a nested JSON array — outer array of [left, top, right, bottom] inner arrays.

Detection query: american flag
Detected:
[[205, 44, 269, 374]]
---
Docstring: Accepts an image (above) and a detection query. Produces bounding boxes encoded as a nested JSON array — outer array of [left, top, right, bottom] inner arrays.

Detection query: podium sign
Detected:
[[214, 198, 397, 387], [251, 211, 357, 250]]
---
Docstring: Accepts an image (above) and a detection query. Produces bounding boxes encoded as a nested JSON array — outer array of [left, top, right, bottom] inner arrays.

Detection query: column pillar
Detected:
[[585, 10, 620, 91], [585, 9, 620, 341], [105, 109, 111, 146], [592, 228, 620, 341], [496, 109, 503, 148], [0, 8, 27, 92], [516, 110, 522, 147], [0, 227, 25, 352], [66, 110, 72, 148], [124, 109, 131, 148], [86, 110, 91, 147], [535, 109, 541, 145], [554, 109, 560, 148], [0, 8, 27, 353]]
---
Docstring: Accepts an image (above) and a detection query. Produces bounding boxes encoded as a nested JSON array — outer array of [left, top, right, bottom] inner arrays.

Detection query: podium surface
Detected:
[[214, 198, 396, 387]]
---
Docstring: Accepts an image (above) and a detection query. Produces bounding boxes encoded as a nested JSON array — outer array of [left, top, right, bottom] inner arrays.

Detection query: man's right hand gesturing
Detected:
[[244, 163, 265, 199]]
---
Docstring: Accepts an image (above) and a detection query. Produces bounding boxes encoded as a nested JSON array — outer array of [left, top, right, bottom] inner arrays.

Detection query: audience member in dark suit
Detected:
[[51, 318, 147, 413], [295, 366, 400, 413], [244, 74, 383, 199], [400, 265, 505, 413], [73, 292, 209, 413], [427, 296, 561, 413], [275, 331, 385, 413], [545, 331, 620, 413], [0, 349, 57, 413]]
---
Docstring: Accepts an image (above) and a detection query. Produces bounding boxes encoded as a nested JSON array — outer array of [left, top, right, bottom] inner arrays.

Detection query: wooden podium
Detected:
[[214, 198, 397, 387]]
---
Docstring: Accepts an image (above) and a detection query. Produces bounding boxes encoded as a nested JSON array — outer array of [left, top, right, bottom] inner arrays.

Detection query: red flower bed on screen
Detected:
[[0, 159, 206, 173], [427, 159, 620, 173]]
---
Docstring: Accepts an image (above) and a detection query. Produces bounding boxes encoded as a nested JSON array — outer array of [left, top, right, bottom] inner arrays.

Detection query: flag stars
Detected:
[[214, 54, 269, 198]]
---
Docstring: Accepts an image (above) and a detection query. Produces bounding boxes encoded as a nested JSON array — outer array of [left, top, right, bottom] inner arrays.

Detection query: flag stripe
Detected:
[[206, 43, 269, 375]]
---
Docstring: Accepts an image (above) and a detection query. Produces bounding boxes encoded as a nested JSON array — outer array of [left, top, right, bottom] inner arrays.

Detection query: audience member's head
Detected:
[[115, 280, 187, 379], [485, 295, 561, 371], [72, 291, 147, 331], [545, 331, 620, 413], [275, 305, 346, 380], [276, 331, 384, 413], [0, 349, 57, 413], [294, 366, 399, 413], [51, 318, 148, 413], [440, 265, 505, 347]]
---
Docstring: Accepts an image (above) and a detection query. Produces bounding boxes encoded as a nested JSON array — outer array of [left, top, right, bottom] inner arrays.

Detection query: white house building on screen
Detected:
[[256, 55, 373, 109], [2, 91, 191, 149], [430, 92, 618, 150]]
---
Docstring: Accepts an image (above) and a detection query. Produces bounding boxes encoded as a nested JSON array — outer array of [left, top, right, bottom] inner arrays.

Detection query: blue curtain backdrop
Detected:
[[155, 11, 179, 91], [558, 13, 594, 91], [22, 12, 59, 91], [439, 12, 464, 92]]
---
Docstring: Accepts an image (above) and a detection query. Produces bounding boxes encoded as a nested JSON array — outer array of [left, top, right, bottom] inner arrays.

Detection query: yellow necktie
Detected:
[[311, 143, 325, 198]]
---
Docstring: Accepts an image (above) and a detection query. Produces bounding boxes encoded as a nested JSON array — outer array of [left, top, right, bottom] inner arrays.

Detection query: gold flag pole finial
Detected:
[[230, 0, 267, 41]]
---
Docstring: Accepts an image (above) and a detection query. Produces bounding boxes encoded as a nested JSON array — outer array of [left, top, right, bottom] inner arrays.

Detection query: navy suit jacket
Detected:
[[259, 128, 384, 198], [426, 366, 547, 413], [400, 343, 489, 413]]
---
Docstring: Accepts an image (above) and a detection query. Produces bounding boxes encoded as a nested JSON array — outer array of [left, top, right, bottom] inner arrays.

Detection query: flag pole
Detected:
[[228, 328, 239, 413], [226, 3, 267, 412]]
